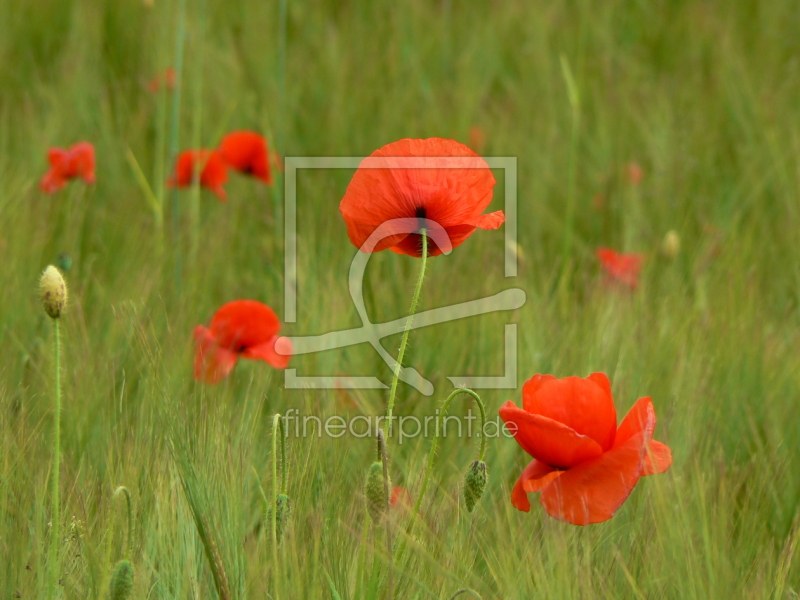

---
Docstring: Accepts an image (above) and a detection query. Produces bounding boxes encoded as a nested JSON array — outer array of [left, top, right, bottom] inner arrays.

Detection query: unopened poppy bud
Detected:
[[266, 493, 292, 544], [109, 560, 134, 600], [463, 460, 488, 513], [39, 265, 67, 319], [661, 230, 680, 259], [365, 461, 389, 523]]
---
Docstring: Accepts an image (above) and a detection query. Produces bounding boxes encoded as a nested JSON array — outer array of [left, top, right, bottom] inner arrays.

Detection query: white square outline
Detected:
[[282, 156, 519, 390]]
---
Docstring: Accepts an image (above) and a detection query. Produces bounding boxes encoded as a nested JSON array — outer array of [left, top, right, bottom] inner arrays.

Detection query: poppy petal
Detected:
[[521, 375, 617, 451], [193, 325, 239, 384], [615, 396, 656, 446], [464, 210, 505, 230], [539, 431, 649, 525], [241, 335, 292, 369], [511, 460, 547, 512], [500, 401, 603, 469], [642, 440, 672, 475], [40, 172, 67, 193], [522, 461, 562, 493]]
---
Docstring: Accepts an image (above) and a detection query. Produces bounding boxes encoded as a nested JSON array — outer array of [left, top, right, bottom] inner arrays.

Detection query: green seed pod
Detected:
[[463, 460, 488, 513], [365, 461, 389, 523], [39, 265, 68, 319], [109, 559, 134, 600]]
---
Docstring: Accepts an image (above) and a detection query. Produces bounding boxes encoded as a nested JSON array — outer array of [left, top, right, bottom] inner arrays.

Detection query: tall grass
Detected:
[[1, 0, 800, 597]]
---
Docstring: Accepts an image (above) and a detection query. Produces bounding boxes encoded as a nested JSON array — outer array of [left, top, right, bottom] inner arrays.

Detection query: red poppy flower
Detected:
[[40, 142, 96, 193], [219, 130, 272, 185], [596, 248, 644, 289], [339, 138, 504, 257], [500, 373, 671, 525], [194, 300, 292, 384], [168, 149, 228, 201], [147, 67, 176, 93]]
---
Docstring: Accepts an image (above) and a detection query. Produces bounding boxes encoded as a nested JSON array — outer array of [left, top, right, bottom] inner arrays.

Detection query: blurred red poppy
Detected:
[[219, 130, 273, 185], [148, 67, 176, 93], [500, 373, 671, 525], [625, 161, 644, 186], [40, 142, 96, 193], [596, 248, 644, 289], [168, 149, 229, 201], [468, 125, 486, 154], [339, 138, 504, 257], [390, 486, 412, 508], [193, 300, 292, 384]]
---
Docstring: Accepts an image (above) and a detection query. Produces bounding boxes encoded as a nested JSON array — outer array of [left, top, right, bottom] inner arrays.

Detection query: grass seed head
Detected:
[[39, 265, 67, 319]]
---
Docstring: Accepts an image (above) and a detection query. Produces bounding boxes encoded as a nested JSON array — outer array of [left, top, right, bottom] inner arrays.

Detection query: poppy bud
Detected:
[[39, 265, 67, 319], [365, 461, 389, 523], [109, 560, 134, 600], [266, 493, 292, 544], [661, 230, 681, 259], [463, 460, 488, 513]]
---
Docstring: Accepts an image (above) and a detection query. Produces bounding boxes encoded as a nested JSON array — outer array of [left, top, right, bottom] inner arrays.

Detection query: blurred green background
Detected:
[[1, 0, 800, 598]]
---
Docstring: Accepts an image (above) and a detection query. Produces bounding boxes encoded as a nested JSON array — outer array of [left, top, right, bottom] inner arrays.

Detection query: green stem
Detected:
[[377, 430, 393, 600], [169, 0, 187, 293], [48, 319, 61, 598], [113, 486, 134, 559], [383, 231, 428, 437], [401, 388, 486, 554]]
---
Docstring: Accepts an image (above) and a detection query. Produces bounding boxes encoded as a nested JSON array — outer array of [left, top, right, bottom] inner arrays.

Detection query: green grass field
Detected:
[[2, 0, 800, 598]]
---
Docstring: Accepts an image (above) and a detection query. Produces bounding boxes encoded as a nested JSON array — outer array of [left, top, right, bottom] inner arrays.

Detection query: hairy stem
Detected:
[[383, 231, 428, 437]]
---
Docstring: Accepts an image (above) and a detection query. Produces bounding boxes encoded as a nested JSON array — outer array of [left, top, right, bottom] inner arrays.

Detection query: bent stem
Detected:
[[383, 230, 429, 437], [47, 319, 61, 598], [399, 388, 486, 559]]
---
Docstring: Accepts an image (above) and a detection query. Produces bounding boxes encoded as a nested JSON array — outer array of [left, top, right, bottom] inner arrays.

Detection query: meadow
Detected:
[[2, 0, 800, 598]]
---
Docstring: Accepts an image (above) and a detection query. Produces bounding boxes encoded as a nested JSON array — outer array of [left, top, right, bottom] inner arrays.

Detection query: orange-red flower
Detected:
[[339, 138, 504, 257], [219, 130, 273, 185], [40, 142, 96, 193], [168, 149, 229, 201], [147, 67, 176, 93], [596, 248, 644, 289], [194, 300, 292, 384], [500, 373, 671, 525]]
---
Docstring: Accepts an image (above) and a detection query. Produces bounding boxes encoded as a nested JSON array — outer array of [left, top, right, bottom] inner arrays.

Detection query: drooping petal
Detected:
[[193, 325, 239, 384], [511, 460, 550, 512], [539, 431, 649, 525], [500, 401, 603, 469], [642, 440, 672, 475], [522, 374, 617, 451], [241, 335, 292, 369]]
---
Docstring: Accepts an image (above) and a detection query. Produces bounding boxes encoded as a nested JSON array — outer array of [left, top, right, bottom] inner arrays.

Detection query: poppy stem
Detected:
[[376, 429, 394, 599], [112, 486, 134, 559], [383, 230, 428, 438], [47, 319, 61, 598], [399, 388, 486, 559], [271, 414, 286, 544]]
